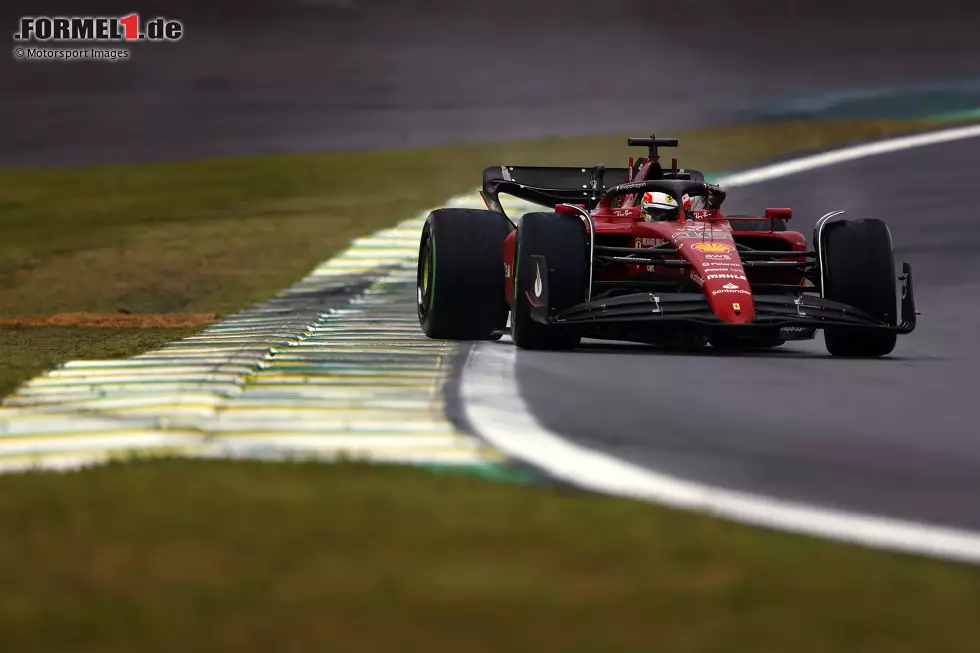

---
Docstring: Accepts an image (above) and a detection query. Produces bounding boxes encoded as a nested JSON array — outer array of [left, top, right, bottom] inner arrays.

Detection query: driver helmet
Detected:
[[641, 191, 678, 221]]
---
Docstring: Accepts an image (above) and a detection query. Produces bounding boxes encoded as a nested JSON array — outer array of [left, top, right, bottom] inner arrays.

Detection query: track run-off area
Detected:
[[3, 124, 980, 562]]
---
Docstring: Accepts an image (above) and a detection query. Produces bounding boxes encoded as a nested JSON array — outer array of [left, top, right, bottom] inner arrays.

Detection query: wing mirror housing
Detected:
[[765, 208, 792, 232], [765, 208, 792, 221]]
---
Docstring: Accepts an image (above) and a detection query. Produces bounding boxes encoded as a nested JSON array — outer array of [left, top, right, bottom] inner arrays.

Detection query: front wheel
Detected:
[[511, 212, 587, 350], [821, 218, 898, 357]]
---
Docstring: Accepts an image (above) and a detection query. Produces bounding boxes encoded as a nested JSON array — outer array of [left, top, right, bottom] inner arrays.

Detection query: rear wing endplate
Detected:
[[481, 165, 629, 214]]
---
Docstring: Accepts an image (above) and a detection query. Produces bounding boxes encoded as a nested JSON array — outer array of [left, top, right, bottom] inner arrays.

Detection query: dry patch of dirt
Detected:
[[0, 312, 219, 328]]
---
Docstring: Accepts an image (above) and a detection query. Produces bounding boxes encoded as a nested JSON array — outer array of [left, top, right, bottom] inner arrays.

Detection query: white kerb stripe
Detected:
[[462, 343, 980, 564]]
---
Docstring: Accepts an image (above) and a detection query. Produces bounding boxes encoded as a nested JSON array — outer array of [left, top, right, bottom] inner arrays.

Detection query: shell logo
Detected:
[[692, 242, 734, 253]]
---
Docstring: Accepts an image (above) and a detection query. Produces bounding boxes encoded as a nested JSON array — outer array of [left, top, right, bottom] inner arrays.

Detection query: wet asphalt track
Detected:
[[515, 134, 980, 531]]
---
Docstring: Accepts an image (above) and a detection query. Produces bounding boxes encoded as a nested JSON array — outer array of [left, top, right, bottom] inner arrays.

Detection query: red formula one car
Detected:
[[417, 135, 916, 356]]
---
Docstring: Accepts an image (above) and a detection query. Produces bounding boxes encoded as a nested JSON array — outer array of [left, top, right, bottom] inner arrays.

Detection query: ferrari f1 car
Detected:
[[416, 135, 916, 356]]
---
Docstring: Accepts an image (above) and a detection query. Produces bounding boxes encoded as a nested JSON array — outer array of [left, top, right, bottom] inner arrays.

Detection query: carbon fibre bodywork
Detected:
[[488, 137, 917, 347]]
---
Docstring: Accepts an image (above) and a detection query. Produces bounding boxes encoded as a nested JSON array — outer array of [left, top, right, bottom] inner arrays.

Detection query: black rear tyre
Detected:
[[512, 212, 587, 350], [418, 208, 512, 340], [821, 218, 898, 357]]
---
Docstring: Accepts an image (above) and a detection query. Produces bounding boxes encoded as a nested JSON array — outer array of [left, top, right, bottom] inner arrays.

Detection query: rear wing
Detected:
[[481, 165, 630, 214], [481, 163, 706, 216]]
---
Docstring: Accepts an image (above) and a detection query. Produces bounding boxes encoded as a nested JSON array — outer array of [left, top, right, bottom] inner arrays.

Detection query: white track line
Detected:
[[715, 122, 980, 187], [461, 123, 980, 564]]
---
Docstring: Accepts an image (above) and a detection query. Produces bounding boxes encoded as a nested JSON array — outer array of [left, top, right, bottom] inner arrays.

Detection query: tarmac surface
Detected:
[[515, 134, 980, 530], [3, 0, 980, 164]]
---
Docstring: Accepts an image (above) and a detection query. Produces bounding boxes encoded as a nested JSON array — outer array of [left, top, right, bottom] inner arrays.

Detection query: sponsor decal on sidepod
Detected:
[[671, 230, 733, 241], [692, 242, 734, 253], [634, 237, 667, 247]]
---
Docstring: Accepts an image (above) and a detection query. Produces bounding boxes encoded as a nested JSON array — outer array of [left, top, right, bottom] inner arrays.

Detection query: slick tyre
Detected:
[[821, 218, 898, 357], [418, 208, 512, 340], [512, 212, 586, 350]]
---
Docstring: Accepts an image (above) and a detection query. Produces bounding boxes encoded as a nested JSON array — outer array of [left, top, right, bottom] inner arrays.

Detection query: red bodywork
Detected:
[[501, 158, 808, 324]]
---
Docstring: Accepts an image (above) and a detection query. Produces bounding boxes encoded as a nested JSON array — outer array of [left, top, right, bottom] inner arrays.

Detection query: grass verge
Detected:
[[0, 119, 960, 394], [3, 121, 980, 651], [0, 459, 978, 653], [0, 326, 198, 398]]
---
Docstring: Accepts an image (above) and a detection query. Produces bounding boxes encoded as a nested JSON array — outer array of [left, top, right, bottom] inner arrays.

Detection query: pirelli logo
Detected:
[[13, 15, 183, 42]]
